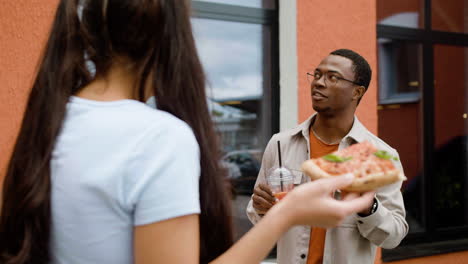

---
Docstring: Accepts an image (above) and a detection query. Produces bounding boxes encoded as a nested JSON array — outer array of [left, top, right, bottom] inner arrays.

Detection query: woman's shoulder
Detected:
[[65, 98, 196, 147], [127, 104, 194, 139], [123, 104, 198, 150]]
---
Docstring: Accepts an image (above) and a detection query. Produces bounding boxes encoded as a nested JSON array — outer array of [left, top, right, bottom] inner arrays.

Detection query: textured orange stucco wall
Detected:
[[0, 0, 58, 181], [296, 0, 378, 134]]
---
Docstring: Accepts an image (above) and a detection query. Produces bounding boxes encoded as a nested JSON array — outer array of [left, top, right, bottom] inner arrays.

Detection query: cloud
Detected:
[[192, 18, 266, 100], [195, 0, 265, 9], [208, 74, 263, 100]]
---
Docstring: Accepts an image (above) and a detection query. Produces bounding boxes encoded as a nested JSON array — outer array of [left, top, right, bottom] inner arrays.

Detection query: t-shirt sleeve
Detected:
[[125, 120, 201, 226]]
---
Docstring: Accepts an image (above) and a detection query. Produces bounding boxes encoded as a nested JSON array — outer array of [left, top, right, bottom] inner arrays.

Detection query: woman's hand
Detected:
[[210, 174, 374, 264], [276, 174, 375, 228]]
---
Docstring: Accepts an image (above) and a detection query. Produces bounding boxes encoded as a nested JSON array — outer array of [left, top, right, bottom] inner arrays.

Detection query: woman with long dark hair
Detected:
[[0, 1, 373, 263]]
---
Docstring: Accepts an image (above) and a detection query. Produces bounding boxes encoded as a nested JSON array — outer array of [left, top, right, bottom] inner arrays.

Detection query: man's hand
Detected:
[[340, 191, 375, 216], [252, 183, 276, 215], [357, 195, 375, 216], [278, 174, 375, 228]]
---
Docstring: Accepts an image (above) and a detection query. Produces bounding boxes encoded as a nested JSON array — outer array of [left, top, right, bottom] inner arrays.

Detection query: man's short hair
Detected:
[[330, 49, 372, 91]]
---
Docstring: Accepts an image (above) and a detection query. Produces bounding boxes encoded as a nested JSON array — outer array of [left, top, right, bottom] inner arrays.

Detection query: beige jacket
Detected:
[[246, 115, 408, 264]]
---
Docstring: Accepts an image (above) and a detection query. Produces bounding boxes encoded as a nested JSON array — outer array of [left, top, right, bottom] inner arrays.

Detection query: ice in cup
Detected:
[[267, 167, 294, 201]]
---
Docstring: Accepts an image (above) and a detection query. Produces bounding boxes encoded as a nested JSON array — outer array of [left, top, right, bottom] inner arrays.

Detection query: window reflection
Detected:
[[378, 104, 424, 234], [194, 0, 276, 9], [378, 39, 422, 104], [432, 0, 468, 33], [434, 45, 468, 228], [378, 41, 424, 234], [192, 17, 273, 241], [377, 0, 424, 28]]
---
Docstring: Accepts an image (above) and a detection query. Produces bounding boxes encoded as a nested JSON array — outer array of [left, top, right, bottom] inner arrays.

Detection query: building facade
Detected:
[[1, 0, 467, 263]]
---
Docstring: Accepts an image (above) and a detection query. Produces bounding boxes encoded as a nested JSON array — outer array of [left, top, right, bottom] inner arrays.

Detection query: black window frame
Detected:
[[378, 0, 468, 261]]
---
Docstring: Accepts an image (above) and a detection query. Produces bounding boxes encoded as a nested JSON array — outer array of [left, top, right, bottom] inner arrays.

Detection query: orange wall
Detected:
[[0, 0, 58, 181], [296, 0, 378, 134]]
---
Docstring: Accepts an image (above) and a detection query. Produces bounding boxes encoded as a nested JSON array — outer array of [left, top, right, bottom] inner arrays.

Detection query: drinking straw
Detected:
[[277, 140, 284, 192]]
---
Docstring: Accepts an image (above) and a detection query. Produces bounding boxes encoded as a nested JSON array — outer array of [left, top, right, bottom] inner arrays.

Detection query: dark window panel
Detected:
[[433, 45, 468, 229]]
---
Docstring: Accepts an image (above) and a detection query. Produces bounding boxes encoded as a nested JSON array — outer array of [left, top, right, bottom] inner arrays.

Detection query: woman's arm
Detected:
[[134, 214, 200, 264], [133, 174, 374, 264], [211, 174, 374, 264], [133, 209, 286, 264], [211, 200, 290, 264]]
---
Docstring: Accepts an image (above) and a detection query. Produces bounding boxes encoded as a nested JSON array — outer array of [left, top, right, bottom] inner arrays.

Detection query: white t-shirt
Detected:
[[50, 96, 200, 264]]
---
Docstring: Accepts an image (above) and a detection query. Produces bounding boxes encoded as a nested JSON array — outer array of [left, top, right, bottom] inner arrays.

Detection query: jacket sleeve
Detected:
[[356, 150, 409, 249], [246, 136, 276, 225]]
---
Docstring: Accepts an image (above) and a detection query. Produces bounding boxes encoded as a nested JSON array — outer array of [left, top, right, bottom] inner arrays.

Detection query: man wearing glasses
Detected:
[[246, 49, 408, 264]]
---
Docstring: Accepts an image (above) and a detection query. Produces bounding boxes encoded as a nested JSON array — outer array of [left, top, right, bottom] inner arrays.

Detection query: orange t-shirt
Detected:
[[306, 128, 339, 264]]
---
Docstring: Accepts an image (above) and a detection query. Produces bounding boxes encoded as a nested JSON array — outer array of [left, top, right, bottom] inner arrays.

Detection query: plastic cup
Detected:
[[267, 167, 294, 201], [290, 169, 307, 186]]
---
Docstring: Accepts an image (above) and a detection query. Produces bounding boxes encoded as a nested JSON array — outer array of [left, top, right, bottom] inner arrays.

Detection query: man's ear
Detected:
[[353, 86, 366, 101]]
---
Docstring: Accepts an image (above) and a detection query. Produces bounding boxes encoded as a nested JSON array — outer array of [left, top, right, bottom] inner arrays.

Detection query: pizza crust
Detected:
[[301, 160, 407, 192], [301, 159, 333, 179]]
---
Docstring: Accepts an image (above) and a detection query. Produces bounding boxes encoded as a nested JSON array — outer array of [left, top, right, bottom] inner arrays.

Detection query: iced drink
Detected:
[[267, 167, 294, 202]]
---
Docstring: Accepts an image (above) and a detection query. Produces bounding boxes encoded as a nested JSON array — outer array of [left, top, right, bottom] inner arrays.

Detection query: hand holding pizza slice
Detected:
[[301, 141, 407, 192]]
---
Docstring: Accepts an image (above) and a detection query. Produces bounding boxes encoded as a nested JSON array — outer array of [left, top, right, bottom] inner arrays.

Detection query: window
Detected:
[[191, 0, 279, 244], [433, 45, 468, 229], [378, 39, 422, 104], [377, 0, 468, 261]]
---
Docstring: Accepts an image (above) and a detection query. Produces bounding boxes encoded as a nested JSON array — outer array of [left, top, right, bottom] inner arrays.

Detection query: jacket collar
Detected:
[[289, 113, 368, 143]]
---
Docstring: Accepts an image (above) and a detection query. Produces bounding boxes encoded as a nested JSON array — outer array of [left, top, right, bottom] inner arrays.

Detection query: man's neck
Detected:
[[311, 112, 355, 144]]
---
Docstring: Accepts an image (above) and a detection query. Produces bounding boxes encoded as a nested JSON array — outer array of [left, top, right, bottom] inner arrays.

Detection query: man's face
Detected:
[[310, 55, 358, 114]]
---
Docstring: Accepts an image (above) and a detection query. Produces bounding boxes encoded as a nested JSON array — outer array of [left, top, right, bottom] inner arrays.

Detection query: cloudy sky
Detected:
[[191, 17, 266, 101], [195, 0, 275, 9]]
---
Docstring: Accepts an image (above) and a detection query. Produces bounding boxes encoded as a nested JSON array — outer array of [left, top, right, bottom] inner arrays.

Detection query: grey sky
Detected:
[[194, 0, 275, 9], [192, 18, 266, 100]]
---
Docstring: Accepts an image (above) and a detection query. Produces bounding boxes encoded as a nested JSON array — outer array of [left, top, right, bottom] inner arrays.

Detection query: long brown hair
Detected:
[[0, 1, 233, 263]]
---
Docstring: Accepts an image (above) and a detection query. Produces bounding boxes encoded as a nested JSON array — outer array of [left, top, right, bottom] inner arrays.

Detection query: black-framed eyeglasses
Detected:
[[307, 72, 361, 86]]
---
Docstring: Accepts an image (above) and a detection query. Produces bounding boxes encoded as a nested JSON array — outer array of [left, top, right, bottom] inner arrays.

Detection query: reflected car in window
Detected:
[[222, 150, 262, 195]]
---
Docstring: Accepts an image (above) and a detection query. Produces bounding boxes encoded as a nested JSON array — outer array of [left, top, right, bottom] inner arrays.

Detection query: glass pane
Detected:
[[432, 0, 468, 33], [192, 18, 273, 241], [378, 107, 425, 234], [433, 45, 468, 229], [377, 0, 424, 28], [194, 0, 276, 9], [378, 39, 422, 104], [378, 42, 425, 234]]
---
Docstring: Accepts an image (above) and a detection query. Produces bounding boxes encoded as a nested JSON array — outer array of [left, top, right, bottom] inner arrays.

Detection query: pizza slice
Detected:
[[301, 141, 407, 192]]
